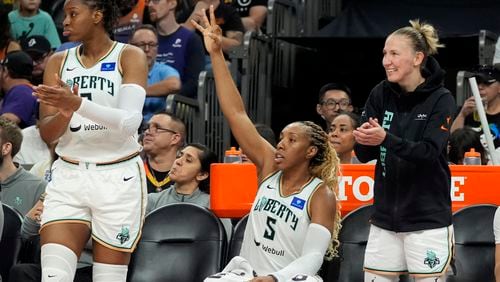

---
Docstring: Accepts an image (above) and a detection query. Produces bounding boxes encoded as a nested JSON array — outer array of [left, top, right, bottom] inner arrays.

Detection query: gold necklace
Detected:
[[144, 161, 171, 192]]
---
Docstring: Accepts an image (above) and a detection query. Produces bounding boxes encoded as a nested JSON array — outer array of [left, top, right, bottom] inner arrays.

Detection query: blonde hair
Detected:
[[392, 19, 444, 57], [300, 121, 342, 260]]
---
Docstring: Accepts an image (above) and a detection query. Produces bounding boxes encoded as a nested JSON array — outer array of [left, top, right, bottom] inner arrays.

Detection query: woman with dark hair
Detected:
[[328, 111, 360, 164], [448, 127, 486, 165], [146, 143, 218, 213], [32, 0, 148, 281], [0, 3, 21, 61]]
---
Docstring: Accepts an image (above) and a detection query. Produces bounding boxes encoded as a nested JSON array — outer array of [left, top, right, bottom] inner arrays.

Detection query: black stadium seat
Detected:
[[226, 214, 249, 263], [128, 203, 227, 282], [447, 204, 497, 282], [0, 203, 23, 282], [328, 204, 374, 282]]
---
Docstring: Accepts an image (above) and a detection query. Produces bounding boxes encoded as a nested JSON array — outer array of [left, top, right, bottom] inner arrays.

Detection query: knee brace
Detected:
[[93, 262, 128, 282], [41, 243, 78, 282]]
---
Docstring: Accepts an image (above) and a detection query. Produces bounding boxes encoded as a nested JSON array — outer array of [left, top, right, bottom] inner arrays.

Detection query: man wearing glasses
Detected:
[[130, 24, 181, 122], [20, 35, 53, 85], [142, 112, 186, 193], [316, 82, 354, 131]]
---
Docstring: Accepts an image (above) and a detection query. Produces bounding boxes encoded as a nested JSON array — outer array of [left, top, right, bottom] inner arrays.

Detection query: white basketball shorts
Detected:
[[364, 224, 454, 277], [40, 155, 147, 252]]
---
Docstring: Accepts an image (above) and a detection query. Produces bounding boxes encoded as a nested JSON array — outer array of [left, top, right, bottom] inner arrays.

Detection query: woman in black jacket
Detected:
[[354, 20, 456, 282]]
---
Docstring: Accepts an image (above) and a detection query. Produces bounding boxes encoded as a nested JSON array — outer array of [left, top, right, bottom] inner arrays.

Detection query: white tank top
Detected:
[[239, 170, 323, 275], [56, 42, 141, 162]]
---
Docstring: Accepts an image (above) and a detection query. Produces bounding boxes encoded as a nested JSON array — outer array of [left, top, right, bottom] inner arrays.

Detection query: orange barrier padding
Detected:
[[339, 164, 500, 215], [210, 163, 258, 218], [210, 164, 500, 218]]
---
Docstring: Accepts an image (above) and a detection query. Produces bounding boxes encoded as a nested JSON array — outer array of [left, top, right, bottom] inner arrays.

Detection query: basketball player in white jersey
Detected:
[[32, 0, 148, 281], [194, 7, 342, 282]]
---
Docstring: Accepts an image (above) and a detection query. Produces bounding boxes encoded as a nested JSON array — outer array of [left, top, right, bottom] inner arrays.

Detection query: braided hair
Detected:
[[299, 121, 342, 260]]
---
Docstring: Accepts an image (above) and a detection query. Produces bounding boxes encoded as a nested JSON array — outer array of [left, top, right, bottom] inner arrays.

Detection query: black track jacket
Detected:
[[354, 56, 456, 232]]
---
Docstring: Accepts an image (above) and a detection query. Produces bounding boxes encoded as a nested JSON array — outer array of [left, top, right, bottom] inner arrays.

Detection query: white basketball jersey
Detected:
[[57, 42, 141, 162], [239, 170, 323, 275]]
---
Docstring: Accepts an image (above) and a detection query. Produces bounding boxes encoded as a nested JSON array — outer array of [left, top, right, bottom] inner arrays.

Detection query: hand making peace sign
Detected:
[[191, 5, 223, 55]]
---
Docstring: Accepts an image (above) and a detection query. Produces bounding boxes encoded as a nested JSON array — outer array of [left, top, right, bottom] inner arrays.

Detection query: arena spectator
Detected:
[[0, 117, 46, 216], [225, 0, 268, 32], [316, 82, 354, 131], [142, 112, 186, 193], [329, 111, 360, 164], [148, 0, 204, 98], [146, 143, 217, 213], [451, 64, 500, 149], [0, 50, 38, 128], [448, 127, 487, 165], [0, 2, 21, 61], [130, 24, 181, 121], [20, 35, 54, 85], [8, 0, 61, 49]]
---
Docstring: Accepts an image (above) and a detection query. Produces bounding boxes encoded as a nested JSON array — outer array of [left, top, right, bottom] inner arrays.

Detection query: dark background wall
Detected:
[[269, 0, 500, 134]]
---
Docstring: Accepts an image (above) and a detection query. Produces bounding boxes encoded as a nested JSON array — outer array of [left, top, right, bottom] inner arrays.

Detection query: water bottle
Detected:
[[224, 147, 242, 163], [463, 148, 481, 165]]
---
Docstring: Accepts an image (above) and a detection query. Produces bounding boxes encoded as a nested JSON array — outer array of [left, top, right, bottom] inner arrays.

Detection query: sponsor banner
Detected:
[[210, 164, 500, 218], [339, 164, 500, 215]]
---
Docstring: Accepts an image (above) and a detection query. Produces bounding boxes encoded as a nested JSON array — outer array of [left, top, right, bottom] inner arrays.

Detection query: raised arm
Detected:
[[192, 6, 276, 179]]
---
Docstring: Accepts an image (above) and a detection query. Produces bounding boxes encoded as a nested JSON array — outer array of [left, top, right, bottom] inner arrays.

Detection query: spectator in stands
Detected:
[[20, 35, 54, 85], [0, 3, 21, 61], [180, 0, 245, 55], [113, 0, 146, 43], [13, 123, 51, 166], [329, 111, 360, 164], [8, 0, 61, 49], [448, 127, 487, 165], [0, 50, 38, 128], [146, 143, 217, 213], [142, 112, 186, 193], [0, 117, 46, 216], [353, 20, 455, 281], [225, 0, 268, 32], [316, 82, 354, 131], [148, 0, 204, 98], [195, 8, 341, 281], [450, 64, 500, 149], [130, 24, 181, 121]]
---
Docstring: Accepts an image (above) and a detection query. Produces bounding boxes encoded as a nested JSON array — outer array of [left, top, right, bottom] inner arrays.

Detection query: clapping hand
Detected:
[[33, 73, 80, 118], [191, 5, 223, 55], [353, 117, 387, 146]]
